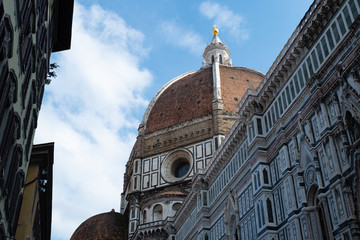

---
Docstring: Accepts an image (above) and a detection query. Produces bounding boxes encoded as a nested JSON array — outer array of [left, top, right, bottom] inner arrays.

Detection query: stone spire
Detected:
[[202, 26, 232, 68]]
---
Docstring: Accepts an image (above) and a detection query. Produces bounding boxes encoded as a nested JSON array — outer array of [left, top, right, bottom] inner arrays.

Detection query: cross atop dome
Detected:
[[202, 26, 232, 68]]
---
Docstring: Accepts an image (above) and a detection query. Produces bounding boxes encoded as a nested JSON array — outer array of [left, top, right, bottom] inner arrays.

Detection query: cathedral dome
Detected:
[[70, 210, 128, 240], [141, 65, 264, 134]]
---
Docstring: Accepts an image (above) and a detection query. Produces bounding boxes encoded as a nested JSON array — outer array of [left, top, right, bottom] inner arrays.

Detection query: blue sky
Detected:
[[34, 1, 313, 239]]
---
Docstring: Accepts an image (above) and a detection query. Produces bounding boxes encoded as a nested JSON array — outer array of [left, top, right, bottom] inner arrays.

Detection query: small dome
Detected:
[[70, 210, 128, 240]]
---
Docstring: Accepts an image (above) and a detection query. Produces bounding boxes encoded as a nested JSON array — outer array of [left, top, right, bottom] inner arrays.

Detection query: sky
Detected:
[[34, 1, 313, 239]]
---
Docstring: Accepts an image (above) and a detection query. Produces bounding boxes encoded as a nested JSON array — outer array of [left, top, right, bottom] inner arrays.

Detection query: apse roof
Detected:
[[70, 210, 128, 240]]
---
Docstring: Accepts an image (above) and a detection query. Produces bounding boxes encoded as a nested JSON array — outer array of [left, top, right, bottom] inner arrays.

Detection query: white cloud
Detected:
[[160, 21, 204, 55], [199, 1, 249, 40], [35, 2, 152, 239]]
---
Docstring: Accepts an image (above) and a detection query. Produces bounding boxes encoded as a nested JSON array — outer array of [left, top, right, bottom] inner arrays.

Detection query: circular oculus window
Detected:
[[161, 149, 193, 183]]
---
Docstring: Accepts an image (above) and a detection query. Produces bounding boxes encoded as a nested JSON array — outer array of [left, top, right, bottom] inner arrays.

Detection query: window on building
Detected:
[[285, 86, 292, 105], [134, 161, 138, 173], [219, 54, 223, 64], [257, 118, 263, 135], [172, 203, 181, 213], [264, 116, 269, 133], [302, 63, 310, 82], [212, 55, 215, 63], [143, 210, 147, 223], [257, 204, 262, 227], [263, 169, 269, 184], [331, 22, 341, 43], [202, 192, 208, 206], [296, 69, 304, 89], [130, 222, 135, 232], [290, 80, 296, 99], [316, 43, 324, 65], [342, 6, 353, 28], [320, 36, 330, 58], [281, 91, 288, 110], [349, 0, 359, 19], [336, 14, 347, 35], [306, 57, 314, 76], [153, 204, 163, 221], [311, 50, 319, 70], [293, 75, 300, 94], [267, 112, 272, 128], [133, 177, 137, 190], [260, 200, 265, 226], [132, 208, 136, 219], [266, 198, 274, 223], [326, 29, 335, 50], [271, 106, 276, 125]]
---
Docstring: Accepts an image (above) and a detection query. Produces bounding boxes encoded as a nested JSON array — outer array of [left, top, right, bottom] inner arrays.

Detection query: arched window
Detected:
[[212, 55, 215, 63], [266, 198, 274, 223], [219, 54, 223, 64], [153, 204, 163, 221], [172, 202, 181, 216], [263, 169, 269, 184]]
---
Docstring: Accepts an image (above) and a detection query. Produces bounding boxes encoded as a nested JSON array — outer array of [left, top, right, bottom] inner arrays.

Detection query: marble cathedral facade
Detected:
[[121, 0, 360, 239]]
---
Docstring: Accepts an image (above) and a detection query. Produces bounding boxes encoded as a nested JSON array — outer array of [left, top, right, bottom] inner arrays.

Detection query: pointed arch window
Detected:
[[263, 169, 269, 184]]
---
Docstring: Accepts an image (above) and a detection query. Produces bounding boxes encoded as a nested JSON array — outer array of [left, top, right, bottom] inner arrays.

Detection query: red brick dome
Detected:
[[142, 66, 264, 134], [70, 210, 128, 240]]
